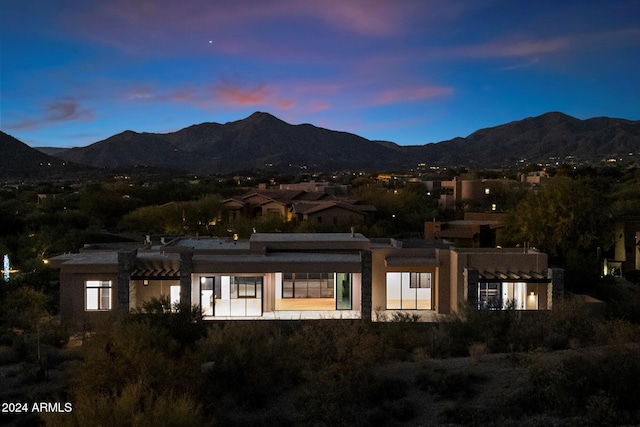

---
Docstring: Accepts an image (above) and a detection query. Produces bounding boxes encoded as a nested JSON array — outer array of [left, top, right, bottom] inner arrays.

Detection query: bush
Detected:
[[526, 347, 640, 424], [43, 381, 203, 427], [415, 369, 486, 400]]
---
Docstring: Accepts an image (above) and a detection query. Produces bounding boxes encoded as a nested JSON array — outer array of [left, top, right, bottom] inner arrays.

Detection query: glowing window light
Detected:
[[3, 254, 10, 282]]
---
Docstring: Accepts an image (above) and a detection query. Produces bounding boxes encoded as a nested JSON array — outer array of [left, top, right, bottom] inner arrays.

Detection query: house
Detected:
[[279, 180, 350, 196], [438, 177, 529, 212], [424, 213, 506, 248], [50, 233, 563, 328], [290, 201, 376, 225], [604, 216, 640, 277], [220, 188, 375, 225]]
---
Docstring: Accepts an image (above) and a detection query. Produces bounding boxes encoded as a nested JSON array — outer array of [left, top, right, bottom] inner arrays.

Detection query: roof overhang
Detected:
[[385, 256, 440, 268], [479, 270, 548, 282]]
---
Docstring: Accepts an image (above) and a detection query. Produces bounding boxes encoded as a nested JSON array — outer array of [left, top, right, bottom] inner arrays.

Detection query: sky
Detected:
[[1, 0, 639, 148]]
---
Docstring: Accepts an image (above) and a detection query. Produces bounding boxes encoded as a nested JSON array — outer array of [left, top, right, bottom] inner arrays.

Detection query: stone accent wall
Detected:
[[464, 267, 479, 309], [117, 250, 137, 313], [548, 268, 564, 307], [360, 251, 372, 322], [180, 251, 194, 309]]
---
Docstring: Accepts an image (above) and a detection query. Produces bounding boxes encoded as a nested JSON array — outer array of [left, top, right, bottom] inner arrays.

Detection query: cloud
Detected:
[[455, 37, 571, 59], [501, 57, 540, 71], [6, 97, 93, 131], [448, 28, 639, 62], [211, 80, 296, 110], [374, 86, 454, 105]]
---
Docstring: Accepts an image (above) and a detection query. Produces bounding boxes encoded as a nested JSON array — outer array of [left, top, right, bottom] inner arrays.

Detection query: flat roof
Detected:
[[194, 252, 362, 264], [172, 238, 250, 251], [453, 247, 542, 254], [50, 252, 118, 265], [250, 233, 369, 243]]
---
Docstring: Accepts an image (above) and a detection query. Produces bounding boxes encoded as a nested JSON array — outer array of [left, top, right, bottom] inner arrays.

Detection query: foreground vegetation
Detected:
[[2, 166, 640, 425], [1, 285, 638, 426]]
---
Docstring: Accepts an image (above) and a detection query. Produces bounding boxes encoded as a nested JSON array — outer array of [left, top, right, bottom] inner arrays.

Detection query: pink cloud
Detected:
[[464, 38, 572, 58], [7, 97, 93, 131], [374, 86, 454, 105], [170, 89, 196, 102], [211, 80, 295, 110]]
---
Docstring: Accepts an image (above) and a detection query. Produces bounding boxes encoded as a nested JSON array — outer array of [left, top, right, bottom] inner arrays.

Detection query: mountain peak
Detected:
[[244, 111, 287, 124]]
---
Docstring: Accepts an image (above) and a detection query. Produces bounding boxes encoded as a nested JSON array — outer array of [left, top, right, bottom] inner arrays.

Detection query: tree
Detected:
[[501, 176, 613, 290]]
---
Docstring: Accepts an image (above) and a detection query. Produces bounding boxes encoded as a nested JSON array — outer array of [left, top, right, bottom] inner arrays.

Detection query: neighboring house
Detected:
[[279, 180, 350, 196], [50, 233, 562, 328], [290, 201, 376, 225], [438, 177, 529, 211], [220, 188, 374, 225], [605, 217, 640, 277], [424, 213, 506, 248]]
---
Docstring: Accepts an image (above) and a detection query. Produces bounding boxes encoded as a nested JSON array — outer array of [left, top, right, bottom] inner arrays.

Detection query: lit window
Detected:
[[85, 280, 111, 310], [283, 273, 334, 298], [386, 272, 432, 310], [485, 188, 490, 195]]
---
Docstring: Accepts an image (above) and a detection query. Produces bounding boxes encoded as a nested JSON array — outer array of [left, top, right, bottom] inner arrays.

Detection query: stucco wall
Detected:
[[60, 272, 118, 329]]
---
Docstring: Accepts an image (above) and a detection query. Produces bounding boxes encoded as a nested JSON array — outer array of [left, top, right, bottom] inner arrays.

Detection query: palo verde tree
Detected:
[[501, 176, 613, 291]]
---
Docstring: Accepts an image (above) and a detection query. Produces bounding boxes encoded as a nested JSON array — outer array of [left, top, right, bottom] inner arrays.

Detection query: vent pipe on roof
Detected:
[[351, 226, 355, 237]]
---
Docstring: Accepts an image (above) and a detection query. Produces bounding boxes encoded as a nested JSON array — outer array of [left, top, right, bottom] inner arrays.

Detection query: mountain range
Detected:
[[3, 111, 640, 178], [0, 131, 88, 180]]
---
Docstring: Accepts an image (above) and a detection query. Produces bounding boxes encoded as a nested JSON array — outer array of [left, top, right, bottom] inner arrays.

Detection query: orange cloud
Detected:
[[212, 81, 295, 110]]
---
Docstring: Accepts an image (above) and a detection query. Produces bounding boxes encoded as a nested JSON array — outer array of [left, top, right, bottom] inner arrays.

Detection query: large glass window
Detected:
[[478, 282, 542, 310], [386, 272, 432, 310], [282, 273, 334, 298], [336, 273, 352, 310], [200, 276, 262, 317], [85, 280, 111, 311]]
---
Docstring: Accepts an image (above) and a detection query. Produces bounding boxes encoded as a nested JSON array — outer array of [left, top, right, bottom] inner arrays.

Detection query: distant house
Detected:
[[605, 217, 640, 277], [279, 180, 350, 196], [438, 177, 530, 212], [424, 213, 506, 248], [50, 233, 562, 328], [220, 188, 374, 225], [290, 201, 376, 225]]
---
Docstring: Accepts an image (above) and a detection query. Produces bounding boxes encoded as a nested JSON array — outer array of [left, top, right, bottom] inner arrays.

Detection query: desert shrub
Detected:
[[2, 286, 49, 332], [594, 319, 640, 346], [0, 345, 18, 365], [133, 295, 207, 349], [290, 320, 385, 376], [296, 369, 415, 426], [38, 316, 70, 348], [443, 303, 520, 356], [526, 347, 640, 424], [542, 295, 598, 350], [70, 314, 202, 400], [415, 369, 486, 400], [198, 322, 298, 412], [594, 281, 640, 323], [438, 403, 499, 426], [376, 321, 433, 360], [390, 311, 422, 322], [43, 380, 203, 427]]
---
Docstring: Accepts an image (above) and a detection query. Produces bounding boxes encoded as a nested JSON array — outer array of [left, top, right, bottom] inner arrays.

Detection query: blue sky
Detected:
[[1, 0, 639, 148]]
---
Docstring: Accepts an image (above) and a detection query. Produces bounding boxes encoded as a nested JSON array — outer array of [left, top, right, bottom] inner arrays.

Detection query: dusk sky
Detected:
[[2, 0, 639, 148]]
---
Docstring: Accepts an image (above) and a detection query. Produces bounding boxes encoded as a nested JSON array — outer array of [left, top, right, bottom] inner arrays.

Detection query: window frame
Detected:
[[85, 280, 112, 311], [385, 272, 433, 310]]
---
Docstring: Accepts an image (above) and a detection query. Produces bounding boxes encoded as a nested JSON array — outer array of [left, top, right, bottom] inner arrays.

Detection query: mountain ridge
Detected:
[[15, 111, 640, 175], [0, 131, 88, 179]]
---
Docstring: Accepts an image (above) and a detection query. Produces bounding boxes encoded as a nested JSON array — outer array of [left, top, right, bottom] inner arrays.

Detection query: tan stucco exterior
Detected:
[[51, 234, 560, 328]]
